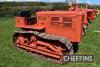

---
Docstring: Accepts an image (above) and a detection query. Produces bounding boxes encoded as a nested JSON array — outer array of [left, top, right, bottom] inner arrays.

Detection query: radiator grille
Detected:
[[62, 17, 72, 23], [62, 17, 72, 27], [51, 17, 59, 21], [50, 17, 72, 27]]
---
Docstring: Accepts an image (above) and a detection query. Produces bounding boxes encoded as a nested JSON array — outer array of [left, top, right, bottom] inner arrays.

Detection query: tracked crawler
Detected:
[[13, 9, 81, 64], [12, 0, 94, 64]]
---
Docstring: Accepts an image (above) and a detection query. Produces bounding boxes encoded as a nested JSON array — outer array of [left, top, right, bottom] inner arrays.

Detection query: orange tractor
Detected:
[[87, 9, 95, 22], [13, 0, 94, 64]]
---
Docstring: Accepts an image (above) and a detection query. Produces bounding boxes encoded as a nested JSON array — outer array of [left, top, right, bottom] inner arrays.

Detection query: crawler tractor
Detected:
[[96, 9, 100, 15], [13, 0, 92, 64], [87, 9, 95, 22]]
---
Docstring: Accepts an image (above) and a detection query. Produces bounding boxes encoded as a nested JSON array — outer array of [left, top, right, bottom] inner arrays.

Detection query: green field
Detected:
[[0, 16, 100, 67]]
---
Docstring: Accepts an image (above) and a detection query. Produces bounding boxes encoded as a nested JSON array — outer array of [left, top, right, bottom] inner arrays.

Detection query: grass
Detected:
[[0, 16, 100, 67]]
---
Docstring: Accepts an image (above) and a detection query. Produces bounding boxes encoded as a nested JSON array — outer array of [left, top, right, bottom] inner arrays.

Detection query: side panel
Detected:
[[46, 15, 75, 41], [15, 17, 26, 27], [37, 12, 83, 43], [37, 14, 81, 42]]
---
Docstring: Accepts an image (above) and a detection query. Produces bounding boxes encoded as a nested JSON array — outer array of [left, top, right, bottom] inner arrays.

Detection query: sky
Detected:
[[0, 0, 100, 5]]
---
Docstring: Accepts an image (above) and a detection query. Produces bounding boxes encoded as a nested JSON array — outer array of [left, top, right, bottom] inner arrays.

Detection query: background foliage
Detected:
[[0, 2, 100, 17]]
